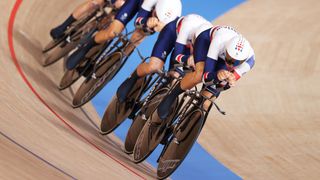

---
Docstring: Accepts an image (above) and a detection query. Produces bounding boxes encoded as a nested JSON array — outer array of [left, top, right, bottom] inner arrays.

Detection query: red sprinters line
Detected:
[[7, 0, 146, 179]]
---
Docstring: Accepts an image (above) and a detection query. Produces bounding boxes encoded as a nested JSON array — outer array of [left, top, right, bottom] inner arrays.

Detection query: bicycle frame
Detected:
[[156, 83, 227, 163]]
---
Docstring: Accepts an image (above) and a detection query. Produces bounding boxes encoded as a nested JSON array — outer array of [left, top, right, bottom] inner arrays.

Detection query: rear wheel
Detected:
[[100, 77, 146, 134], [43, 23, 95, 67], [43, 41, 78, 67], [42, 38, 65, 53], [157, 109, 204, 179], [72, 52, 123, 107], [58, 68, 82, 90], [124, 88, 169, 154], [133, 97, 178, 163], [42, 11, 96, 53]]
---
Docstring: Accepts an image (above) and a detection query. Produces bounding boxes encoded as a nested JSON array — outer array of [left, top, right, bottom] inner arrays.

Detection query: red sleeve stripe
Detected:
[[233, 70, 241, 80], [136, 17, 143, 24], [203, 72, 209, 80], [175, 54, 184, 63]]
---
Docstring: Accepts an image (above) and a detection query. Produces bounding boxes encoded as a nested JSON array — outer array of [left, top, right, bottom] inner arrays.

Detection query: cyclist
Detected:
[[50, 0, 125, 40], [65, 0, 182, 71], [157, 25, 256, 120], [117, 14, 213, 103]]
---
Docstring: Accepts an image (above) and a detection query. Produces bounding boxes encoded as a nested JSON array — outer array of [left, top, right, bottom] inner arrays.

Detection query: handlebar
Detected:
[[185, 89, 226, 115]]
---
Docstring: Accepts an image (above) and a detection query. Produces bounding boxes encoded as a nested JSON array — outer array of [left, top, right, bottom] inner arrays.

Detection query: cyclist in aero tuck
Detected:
[[65, 0, 183, 71], [157, 25, 256, 121], [116, 14, 213, 103], [50, 0, 126, 40]]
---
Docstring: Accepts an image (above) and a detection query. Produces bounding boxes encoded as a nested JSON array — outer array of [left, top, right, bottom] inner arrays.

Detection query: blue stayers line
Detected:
[[92, 0, 245, 179]]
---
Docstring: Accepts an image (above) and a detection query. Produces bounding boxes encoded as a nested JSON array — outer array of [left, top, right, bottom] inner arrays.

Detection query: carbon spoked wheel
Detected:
[[43, 41, 78, 67], [124, 88, 169, 154], [157, 110, 204, 179], [133, 98, 178, 163], [72, 52, 122, 108], [58, 68, 81, 90], [100, 77, 145, 135]]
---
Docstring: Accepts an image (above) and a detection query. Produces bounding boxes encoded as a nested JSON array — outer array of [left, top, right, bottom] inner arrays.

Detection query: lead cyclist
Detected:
[[157, 25, 256, 120], [65, 0, 182, 71], [50, 0, 125, 40], [116, 14, 213, 103]]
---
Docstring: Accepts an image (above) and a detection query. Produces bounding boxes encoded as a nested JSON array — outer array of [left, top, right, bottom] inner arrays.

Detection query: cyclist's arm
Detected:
[[172, 42, 190, 64], [134, 0, 157, 29], [202, 57, 218, 85], [202, 37, 221, 84], [233, 55, 255, 80]]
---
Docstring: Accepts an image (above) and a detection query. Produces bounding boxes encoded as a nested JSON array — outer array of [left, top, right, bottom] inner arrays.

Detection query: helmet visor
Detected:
[[225, 50, 245, 66]]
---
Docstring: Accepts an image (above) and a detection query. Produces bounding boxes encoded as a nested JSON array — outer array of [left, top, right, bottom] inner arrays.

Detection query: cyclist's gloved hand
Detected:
[[217, 70, 232, 81], [226, 73, 236, 87], [142, 26, 155, 35], [186, 55, 195, 70], [147, 17, 158, 29], [202, 72, 217, 86]]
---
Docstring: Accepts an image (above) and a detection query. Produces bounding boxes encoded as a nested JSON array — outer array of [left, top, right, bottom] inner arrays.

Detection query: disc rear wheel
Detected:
[[100, 77, 146, 134], [133, 97, 178, 163], [124, 88, 169, 154]]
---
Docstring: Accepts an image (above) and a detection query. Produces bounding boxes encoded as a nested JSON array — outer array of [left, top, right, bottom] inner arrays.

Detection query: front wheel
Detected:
[[157, 109, 204, 179]]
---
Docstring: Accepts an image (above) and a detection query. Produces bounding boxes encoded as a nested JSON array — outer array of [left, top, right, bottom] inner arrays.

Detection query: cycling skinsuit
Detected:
[[115, 0, 143, 26], [151, 14, 212, 70], [194, 26, 255, 96]]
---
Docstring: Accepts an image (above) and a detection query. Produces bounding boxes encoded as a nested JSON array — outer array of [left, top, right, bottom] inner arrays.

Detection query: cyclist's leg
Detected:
[[136, 19, 178, 76], [180, 62, 204, 89], [66, 0, 140, 70], [94, 20, 125, 44], [51, 0, 105, 39], [157, 28, 212, 119], [157, 62, 204, 119], [73, 0, 105, 19], [117, 22, 177, 102], [123, 29, 146, 56], [94, 0, 142, 44]]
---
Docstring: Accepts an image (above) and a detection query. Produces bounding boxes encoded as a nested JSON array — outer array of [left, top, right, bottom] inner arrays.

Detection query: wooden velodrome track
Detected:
[[200, 0, 320, 179], [1, 0, 319, 180]]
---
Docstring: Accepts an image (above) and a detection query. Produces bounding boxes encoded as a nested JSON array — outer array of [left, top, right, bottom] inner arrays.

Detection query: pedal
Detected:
[[91, 73, 97, 79], [173, 138, 179, 145], [141, 114, 147, 121], [66, 36, 71, 43]]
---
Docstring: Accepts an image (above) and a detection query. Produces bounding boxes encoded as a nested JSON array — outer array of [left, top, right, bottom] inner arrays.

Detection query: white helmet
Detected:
[[226, 35, 250, 62], [155, 0, 182, 25]]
